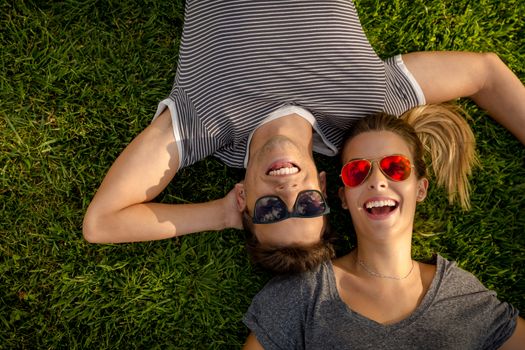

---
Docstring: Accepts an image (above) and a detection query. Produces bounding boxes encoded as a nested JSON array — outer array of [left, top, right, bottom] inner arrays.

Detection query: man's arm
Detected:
[[83, 108, 242, 243], [402, 51, 525, 145]]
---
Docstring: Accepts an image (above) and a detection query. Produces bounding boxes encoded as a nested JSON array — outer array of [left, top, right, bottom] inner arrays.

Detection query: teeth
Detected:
[[269, 166, 299, 176], [365, 200, 396, 209]]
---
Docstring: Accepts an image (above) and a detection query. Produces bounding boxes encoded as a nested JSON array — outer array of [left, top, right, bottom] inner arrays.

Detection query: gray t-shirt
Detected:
[[243, 255, 518, 350]]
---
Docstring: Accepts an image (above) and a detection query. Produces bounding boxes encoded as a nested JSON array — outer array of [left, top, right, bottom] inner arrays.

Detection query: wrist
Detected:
[[216, 197, 231, 230], [216, 195, 243, 230]]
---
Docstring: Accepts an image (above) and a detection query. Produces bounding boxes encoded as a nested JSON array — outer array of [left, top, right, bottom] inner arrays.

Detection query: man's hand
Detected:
[[221, 184, 245, 230]]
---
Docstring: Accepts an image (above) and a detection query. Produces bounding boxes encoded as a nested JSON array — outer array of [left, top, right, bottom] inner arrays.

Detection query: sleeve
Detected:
[[481, 299, 518, 350], [443, 260, 519, 350], [153, 88, 222, 170], [243, 275, 308, 350], [153, 98, 185, 171], [383, 55, 426, 117]]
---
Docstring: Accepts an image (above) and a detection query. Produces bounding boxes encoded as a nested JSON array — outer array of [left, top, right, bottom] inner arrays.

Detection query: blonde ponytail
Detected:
[[401, 104, 479, 210]]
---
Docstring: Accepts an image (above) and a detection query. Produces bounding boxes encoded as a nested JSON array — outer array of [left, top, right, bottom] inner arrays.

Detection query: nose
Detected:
[[366, 163, 388, 190], [274, 182, 300, 210], [275, 181, 299, 192]]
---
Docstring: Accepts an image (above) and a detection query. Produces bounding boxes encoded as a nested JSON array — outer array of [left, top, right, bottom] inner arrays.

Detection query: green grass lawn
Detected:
[[1, 0, 524, 348]]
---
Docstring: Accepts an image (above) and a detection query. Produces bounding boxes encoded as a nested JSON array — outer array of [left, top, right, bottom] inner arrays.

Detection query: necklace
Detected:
[[357, 258, 415, 280]]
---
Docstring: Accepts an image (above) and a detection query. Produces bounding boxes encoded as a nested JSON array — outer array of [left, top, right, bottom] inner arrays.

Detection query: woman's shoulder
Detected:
[[243, 260, 333, 348], [432, 254, 491, 295], [247, 260, 334, 314], [263, 260, 331, 296]]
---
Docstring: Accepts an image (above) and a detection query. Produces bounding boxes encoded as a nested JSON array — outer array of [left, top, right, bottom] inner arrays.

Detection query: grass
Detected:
[[1, 0, 524, 348]]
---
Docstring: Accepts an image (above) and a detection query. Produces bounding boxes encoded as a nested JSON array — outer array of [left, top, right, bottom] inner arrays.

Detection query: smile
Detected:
[[363, 199, 399, 217], [266, 161, 300, 176]]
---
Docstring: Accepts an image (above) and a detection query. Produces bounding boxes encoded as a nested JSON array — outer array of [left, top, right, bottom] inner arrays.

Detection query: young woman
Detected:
[[242, 107, 524, 349]]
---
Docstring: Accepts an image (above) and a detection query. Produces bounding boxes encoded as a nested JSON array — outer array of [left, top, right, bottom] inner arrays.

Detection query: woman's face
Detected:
[[339, 131, 428, 242]]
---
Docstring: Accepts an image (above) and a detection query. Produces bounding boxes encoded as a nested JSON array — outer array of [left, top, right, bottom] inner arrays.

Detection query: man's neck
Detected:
[[249, 113, 314, 158]]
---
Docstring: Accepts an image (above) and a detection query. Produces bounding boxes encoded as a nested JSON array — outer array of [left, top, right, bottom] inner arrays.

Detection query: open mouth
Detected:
[[363, 199, 399, 216], [266, 161, 300, 176]]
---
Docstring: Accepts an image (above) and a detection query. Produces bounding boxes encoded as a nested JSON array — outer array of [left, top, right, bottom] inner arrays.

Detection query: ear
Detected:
[[234, 182, 247, 211], [318, 171, 327, 197], [338, 186, 349, 210], [416, 178, 429, 202]]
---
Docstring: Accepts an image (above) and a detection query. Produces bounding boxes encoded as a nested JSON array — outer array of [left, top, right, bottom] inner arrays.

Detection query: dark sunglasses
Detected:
[[340, 154, 413, 188], [252, 190, 330, 224]]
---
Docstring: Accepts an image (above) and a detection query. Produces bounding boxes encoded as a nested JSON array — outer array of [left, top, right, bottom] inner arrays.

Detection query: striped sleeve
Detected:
[[383, 55, 426, 117]]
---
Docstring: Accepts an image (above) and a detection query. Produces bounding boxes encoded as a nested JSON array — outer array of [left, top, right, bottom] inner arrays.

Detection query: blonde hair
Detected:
[[401, 104, 479, 210]]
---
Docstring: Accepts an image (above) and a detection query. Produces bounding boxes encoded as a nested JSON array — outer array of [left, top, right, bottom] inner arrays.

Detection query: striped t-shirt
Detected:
[[155, 0, 425, 170]]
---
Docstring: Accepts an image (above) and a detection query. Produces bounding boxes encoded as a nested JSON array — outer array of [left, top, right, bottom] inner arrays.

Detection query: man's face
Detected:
[[240, 134, 326, 247]]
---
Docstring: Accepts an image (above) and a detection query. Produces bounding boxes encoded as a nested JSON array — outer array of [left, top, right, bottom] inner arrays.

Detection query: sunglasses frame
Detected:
[[340, 154, 414, 188], [252, 189, 330, 224]]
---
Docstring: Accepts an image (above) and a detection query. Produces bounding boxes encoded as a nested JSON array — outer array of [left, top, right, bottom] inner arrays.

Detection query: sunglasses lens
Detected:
[[295, 190, 327, 216], [380, 155, 411, 181], [341, 160, 371, 187], [253, 197, 287, 224]]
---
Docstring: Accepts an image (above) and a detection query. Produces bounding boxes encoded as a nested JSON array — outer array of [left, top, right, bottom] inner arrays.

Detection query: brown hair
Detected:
[[342, 104, 478, 209], [242, 211, 337, 274]]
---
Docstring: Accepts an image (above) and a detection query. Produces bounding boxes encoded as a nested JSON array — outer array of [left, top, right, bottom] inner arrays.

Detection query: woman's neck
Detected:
[[351, 239, 414, 280], [332, 233, 436, 325]]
